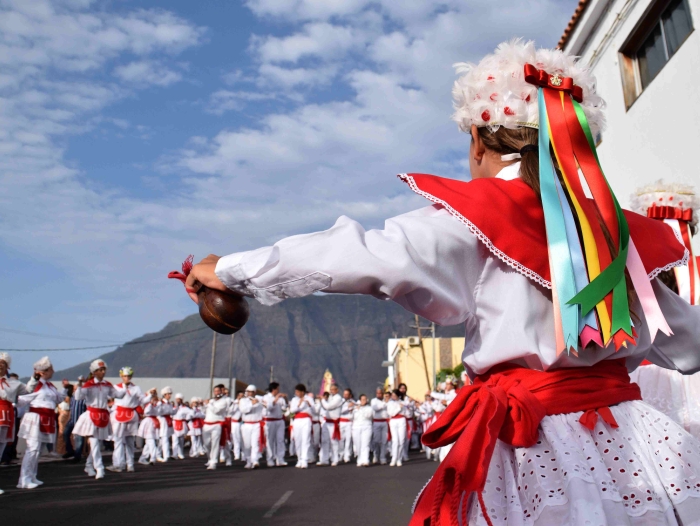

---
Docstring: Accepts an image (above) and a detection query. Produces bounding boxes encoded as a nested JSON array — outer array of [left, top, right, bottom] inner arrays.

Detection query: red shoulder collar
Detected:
[[82, 379, 113, 389], [399, 173, 688, 288]]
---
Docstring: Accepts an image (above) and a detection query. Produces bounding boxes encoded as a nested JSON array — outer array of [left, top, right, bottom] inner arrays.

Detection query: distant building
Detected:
[[386, 337, 465, 400], [558, 0, 698, 251]]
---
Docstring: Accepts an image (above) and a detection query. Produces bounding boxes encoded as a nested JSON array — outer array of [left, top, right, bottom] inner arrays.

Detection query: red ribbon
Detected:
[[647, 205, 693, 221], [524, 63, 583, 102], [327, 418, 342, 441], [410, 359, 641, 526]]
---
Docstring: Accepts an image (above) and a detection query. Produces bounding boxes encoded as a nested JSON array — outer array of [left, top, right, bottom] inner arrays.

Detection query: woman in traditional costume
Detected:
[[182, 40, 700, 525]]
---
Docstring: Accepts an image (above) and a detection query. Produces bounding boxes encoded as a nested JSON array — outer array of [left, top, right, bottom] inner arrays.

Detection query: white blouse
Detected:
[[215, 164, 700, 375]]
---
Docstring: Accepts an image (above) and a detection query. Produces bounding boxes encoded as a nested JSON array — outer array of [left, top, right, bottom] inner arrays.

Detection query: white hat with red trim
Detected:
[[175, 393, 184, 400], [161, 386, 173, 395], [33, 356, 52, 371], [451, 39, 605, 136], [245, 384, 256, 392], [0, 352, 10, 368], [90, 359, 107, 372]]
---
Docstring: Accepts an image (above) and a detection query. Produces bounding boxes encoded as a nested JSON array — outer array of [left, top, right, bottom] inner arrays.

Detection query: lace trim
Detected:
[[399, 173, 552, 289], [399, 173, 690, 287], [412, 476, 432, 514]]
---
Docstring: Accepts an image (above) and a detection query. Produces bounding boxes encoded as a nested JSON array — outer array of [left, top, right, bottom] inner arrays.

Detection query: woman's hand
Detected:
[[184, 254, 228, 303]]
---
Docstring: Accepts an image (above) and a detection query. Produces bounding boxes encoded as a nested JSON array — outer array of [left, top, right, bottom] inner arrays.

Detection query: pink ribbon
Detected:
[[626, 237, 673, 341]]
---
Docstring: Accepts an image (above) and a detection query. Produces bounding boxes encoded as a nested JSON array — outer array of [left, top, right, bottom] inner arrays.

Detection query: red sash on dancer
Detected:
[[173, 419, 184, 432], [410, 359, 641, 526], [163, 415, 173, 428], [203, 420, 232, 447], [326, 418, 341, 441], [190, 418, 203, 429], [295, 413, 311, 419], [29, 407, 57, 434], [115, 406, 136, 423], [264, 417, 284, 422], [88, 407, 110, 428], [150, 416, 161, 429], [0, 400, 15, 434]]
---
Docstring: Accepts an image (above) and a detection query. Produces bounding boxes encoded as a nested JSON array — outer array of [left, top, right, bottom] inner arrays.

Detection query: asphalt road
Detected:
[[0, 451, 437, 525]]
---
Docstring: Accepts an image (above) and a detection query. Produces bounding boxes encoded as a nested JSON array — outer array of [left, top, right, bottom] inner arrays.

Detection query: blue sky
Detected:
[[0, 0, 580, 375]]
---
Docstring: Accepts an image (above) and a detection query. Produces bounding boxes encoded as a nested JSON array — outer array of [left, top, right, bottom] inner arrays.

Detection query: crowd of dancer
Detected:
[[0, 352, 466, 493]]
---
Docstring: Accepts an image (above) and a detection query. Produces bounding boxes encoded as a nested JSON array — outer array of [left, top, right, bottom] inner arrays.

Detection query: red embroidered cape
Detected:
[[399, 174, 688, 288]]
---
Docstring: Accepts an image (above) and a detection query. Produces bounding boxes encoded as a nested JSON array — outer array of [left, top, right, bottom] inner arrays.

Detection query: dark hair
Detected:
[[476, 126, 639, 331], [235, 391, 244, 397], [392, 389, 401, 397], [295, 383, 307, 393], [269, 382, 279, 391], [65, 385, 74, 397], [344, 388, 353, 398], [359, 393, 367, 399], [214, 384, 225, 390]]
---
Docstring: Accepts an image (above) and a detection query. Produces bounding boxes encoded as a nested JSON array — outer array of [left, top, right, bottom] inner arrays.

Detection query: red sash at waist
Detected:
[[190, 418, 203, 429], [0, 400, 14, 430], [115, 406, 136, 423], [264, 417, 283, 422], [173, 419, 185, 432], [231, 418, 241, 423], [295, 413, 311, 419], [88, 407, 110, 428], [163, 415, 173, 427], [372, 418, 388, 422], [30, 407, 57, 434], [243, 420, 266, 450], [339, 417, 351, 422], [149, 416, 160, 429], [325, 418, 342, 441], [390, 415, 405, 419], [411, 359, 642, 526]]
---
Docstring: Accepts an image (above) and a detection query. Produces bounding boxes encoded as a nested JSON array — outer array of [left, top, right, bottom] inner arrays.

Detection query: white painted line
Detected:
[[263, 490, 293, 519]]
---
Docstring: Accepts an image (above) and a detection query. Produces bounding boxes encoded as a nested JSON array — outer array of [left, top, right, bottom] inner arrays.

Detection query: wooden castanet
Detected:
[[197, 286, 249, 335]]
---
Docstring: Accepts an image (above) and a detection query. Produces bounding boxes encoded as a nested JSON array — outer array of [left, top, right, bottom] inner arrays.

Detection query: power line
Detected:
[[0, 327, 210, 352], [0, 327, 123, 343]]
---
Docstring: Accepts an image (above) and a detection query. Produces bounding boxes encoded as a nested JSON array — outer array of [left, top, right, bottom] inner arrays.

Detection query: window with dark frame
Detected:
[[618, 0, 694, 109]]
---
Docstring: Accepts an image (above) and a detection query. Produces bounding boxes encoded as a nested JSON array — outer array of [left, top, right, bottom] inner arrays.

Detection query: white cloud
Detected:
[[206, 89, 277, 115], [113, 60, 183, 86]]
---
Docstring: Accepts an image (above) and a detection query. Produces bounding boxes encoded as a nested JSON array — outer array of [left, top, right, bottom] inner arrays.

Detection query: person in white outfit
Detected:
[[16, 357, 62, 489], [157, 386, 174, 462], [288, 384, 313, 469], [387, 389, 406, 467], [106, 366, 148, 473], [418, 394, 436, 460], [339, 388, 355, 463], [202, 384, 232, 470], [229, 392, 243, 461], [307, 394, 321, 464], [370, 388, 390, 465], [353, 394, 373, 467], [0, 352, 28, 494], [431, 378, 457, 462], [320, 385, 343, 466], [137, 393, 161, 465], [187, 397, 205, 457], [263, 382, 288, 467], [239, 384, 265, 469], [171, 393, 191, 460], [72, 359, 126, 480]]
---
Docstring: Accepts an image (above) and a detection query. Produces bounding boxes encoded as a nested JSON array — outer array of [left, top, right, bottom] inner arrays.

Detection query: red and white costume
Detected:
[[370, 395, 390, 464], [187, 398, 205, 457], [16, 357, 63, 489], [171, 395, 191, 460], [417, 399, 436, 460], [210, 40, 700, 525], [319, 392, 343, 465], [289, 394, 313, 468], [386, 398, 406, 467], [73, 361, 126, 478], [228, 398, 242, 460], [202, 395, 231, 470], [353, 403, 373, 467], [307, 395, 321, 464], [109, 375, 148, 471], [157, 387, 175, 461], [239, 388, 264, 469], [262, 392, 287, 466], [0, 353, 28, 489], [137, 401, 161, 464]]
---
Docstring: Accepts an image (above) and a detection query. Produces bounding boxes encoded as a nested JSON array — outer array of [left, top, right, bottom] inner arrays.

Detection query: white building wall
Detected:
[[564, 0, 700, 251]]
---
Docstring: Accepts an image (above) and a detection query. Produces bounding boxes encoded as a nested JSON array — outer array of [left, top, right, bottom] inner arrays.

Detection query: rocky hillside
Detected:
[[55, 295, 464, 395]]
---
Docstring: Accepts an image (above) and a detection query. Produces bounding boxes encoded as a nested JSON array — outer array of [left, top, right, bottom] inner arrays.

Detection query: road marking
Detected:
[[263, 490, 293, 519]]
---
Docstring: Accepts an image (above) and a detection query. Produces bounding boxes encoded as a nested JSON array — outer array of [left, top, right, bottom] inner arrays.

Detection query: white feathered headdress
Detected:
[[631, 180, 699, 231], [452, 39, 605, 136], [34, 356, 52, 371], [0, 352, 10, 369]]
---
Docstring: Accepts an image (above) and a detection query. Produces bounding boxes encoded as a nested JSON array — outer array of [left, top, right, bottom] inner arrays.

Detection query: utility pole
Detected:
[[227, 334, 235, 394], [431, 321, 437, 392], [409, 315, 434, 392], [269, 365, 274, 384], [209, 331, 217, 398]]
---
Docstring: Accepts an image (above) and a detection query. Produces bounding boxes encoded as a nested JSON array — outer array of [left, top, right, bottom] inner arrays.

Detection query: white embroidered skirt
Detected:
[[137, 417, 159, 440], [18, 412, 55, 444], [72, 411, 111, 440], [466, 401, 700, 525], [109, 412, 139, 438]]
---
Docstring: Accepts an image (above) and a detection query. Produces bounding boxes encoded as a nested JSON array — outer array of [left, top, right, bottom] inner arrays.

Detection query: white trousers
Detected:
[[202, 424, 222, 468], [320, 422, 340, 464], [241, 422, 262, 466], [264, 419, 285, 464], [139, 438, 158, 463], [113, 436, 135, 469], [171, 434, 184, 458], [371, 421, 389, 463], [403, 419, 412, 460], [352, 423, 361, 457], [389, 418, 406, 465], [340, 420, 353, 461], [160, 435, 171, 460], [85, 437, 104, 472], [292, 418, 311, 466], [189, 435, 203, 457], [308, 422, 320, 462], [19, 439, 42, 486], [231, 421, 242, 459], [355, 425, 372, 465]]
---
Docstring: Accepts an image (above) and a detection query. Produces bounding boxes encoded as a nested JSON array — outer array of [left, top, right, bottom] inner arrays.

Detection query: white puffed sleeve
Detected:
[[215, 205, 484, 326]]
